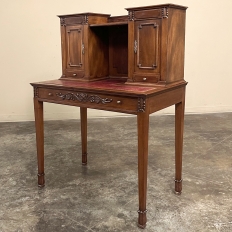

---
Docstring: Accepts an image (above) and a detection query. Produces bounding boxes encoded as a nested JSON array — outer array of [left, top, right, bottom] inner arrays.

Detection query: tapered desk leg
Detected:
[[80, 107, 87, 165], [175, 99, 185, 194], [137, 111, 149, 229], [34, 98, 45, 187]]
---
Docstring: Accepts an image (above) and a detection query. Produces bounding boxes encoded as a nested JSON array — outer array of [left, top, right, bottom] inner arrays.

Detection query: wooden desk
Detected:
[[31, 3, 187, 228], [31, 78, 186, 228]]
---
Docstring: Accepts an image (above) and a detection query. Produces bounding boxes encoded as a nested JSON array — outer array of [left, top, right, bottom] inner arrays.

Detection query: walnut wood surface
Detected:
[[137, 109, 149, 228], [80, 107, 87, 165], [33, 98, 45, 187], [32, 3, 187, 229]]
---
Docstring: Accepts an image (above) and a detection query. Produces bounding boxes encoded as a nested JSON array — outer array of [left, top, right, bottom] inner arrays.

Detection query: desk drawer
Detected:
[[37, 88, 140, 113]]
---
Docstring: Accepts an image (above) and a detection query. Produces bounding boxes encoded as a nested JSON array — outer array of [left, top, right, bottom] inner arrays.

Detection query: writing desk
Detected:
[[31, 78, 186, 228], [31, 3, 187, 228]]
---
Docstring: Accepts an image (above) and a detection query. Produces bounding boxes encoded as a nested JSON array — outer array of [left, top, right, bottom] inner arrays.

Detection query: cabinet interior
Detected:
[[89, 24, 128, 79]]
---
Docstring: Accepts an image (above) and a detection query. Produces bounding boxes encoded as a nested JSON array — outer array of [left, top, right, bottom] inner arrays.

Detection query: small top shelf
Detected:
[[89, 21, 128, 27]]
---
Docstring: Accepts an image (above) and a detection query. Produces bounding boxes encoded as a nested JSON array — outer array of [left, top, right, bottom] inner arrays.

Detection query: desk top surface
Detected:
[[31, 79, 186, 97]]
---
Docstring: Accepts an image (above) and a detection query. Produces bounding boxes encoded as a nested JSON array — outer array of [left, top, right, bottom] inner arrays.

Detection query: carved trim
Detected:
[[34, 87, 39, 98], [174, 179, 183, 183], [56, 92, 113, 104], [162, 8, 168, 18], [138, 98, 146, 112], [82, 43, 85, 54], [60, 18, 66, 26], [83, 15, 89, 24], [134, 40, 137, 54], [137, 209, 147, 214], [128, 11, 134, 21], [37, 173, 45, 177]]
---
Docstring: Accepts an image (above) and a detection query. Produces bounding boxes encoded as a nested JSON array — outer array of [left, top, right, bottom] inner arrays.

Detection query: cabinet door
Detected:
[[65, 25, 84, 78], [133, 19, 161, 82]]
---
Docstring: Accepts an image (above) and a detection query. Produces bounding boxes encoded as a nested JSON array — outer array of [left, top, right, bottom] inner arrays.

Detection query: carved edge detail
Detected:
[[174, 179, 183, 183], [34, 87, 39, 98], [56, 92, 113, 104], [162, 8, 169, 18], [138, 97, 146, 112], [83, 15, 89, 24], [137, 209, 148, 214], [128, 11, 134, 21], [37, 173, 45, 177], [60, 18, 66, 26]]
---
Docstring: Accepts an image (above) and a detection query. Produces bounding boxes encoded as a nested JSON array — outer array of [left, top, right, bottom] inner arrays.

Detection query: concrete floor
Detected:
[[0, 113, 232, 232]]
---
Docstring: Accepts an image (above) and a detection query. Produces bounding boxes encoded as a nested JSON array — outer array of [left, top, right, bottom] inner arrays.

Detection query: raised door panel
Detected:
[[133, 19, 161, 82], [65, 25, 84, 78]]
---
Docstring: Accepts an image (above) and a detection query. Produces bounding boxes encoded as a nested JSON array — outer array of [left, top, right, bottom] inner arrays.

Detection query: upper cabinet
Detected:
[[58, 4, 187, 85], [127, 4, 187, 85]]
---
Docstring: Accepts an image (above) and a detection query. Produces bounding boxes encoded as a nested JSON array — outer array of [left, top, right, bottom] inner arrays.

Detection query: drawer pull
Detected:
[[117, 100, 121, 104], [73, 73, 77, 76], [143, 78, 147, 81], [48, 93, 53, 96]]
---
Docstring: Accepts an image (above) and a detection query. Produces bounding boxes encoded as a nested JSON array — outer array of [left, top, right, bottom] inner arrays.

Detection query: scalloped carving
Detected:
[[128, 11, 134, 21], [138, 97, 146, 112], [56, 92, 113, 104]]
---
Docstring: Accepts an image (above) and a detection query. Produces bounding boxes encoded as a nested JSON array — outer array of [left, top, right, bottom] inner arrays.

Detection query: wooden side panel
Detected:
[[109, 25, 128, 77], [88, 27, 109, 79], [149, 86, 185, 114], [128, 21, 134, 81], [166, 8, 186, 83], [60, 25, 67, 78]]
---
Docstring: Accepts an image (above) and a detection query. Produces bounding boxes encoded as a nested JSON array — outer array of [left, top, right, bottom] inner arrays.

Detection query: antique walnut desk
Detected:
[[31, 4, 187, 228]]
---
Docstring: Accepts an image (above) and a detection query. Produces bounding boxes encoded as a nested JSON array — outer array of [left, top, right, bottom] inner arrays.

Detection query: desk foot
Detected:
[[137, 209, 147, 229], [37, 173, 45, 187], [175, 179, 182, 194], [82, 152, 87, 165], [137, 223, 146, 229]]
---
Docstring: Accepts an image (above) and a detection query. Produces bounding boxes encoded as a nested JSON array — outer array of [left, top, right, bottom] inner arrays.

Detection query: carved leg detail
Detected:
[[37, 173, 45, 187], [137, 209, 148, 229], [82, 152, 88, 166], [174, 179, 183, 195], [175, 96, 185, 194], [137, 111, 149, 229], [34, 98, 45, 187], [80, 107, 87, 165]]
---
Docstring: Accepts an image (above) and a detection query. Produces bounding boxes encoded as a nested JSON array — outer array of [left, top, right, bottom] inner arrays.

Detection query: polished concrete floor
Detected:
[[0, 113, 232, 232]]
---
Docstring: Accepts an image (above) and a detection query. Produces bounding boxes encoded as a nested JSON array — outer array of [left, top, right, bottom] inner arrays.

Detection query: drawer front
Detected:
[[133, 74, 160, 83], [37, 88, 140, 113], [65, 70, 85, 79], [134, 9, 163, 19], [61, 16, 84, 25]]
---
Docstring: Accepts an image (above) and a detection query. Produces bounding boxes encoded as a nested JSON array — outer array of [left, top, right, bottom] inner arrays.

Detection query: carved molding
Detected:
[[34, 87, 39, 98], [60, 18, 66, 26], [162, 8, 168, 18], [83, 15, 89, 24], [134, 40, 138, 54], [138, 97, 146, 112], [128, 11, 134, 21], [137, 209, 147, 214], [67, 28, 83, 67], [56, 92, 113, 104]]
